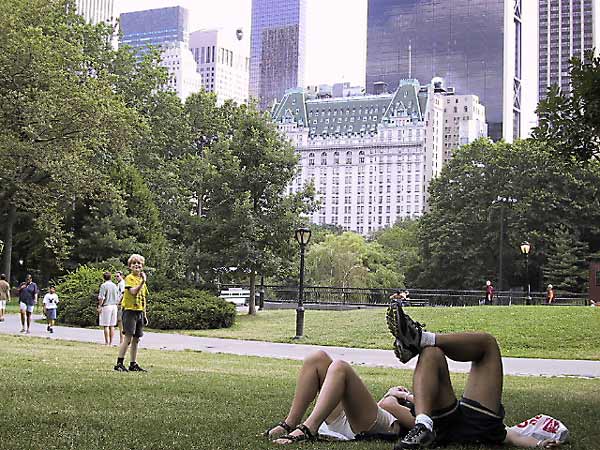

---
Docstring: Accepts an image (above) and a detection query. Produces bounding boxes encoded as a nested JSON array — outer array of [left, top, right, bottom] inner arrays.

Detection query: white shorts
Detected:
[[0, 300, 6, 309], [99, 305, 118, 327], [318, 406, 397, 441], [19, 302, 34, 313]]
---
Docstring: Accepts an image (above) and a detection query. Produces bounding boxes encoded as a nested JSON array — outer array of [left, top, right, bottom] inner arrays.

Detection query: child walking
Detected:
[[42, 286, 59, 333]]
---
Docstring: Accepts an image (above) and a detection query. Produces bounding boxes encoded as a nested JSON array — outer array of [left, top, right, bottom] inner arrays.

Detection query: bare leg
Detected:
[[103, 327, 110, 345], [433, 332, 503, 413], [129, 337, 139, 362], [280, 350, 333, 431], [118, 334, 132, 359], [108, 326, 114, 345], [26, 311, 32, 331], [20, 310, 26, 330], [412, 346, 457, 415]]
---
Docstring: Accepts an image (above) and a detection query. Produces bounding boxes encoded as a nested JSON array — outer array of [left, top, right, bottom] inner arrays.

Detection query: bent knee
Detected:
[[479, 333, 500, 354], [420, 346, 445, 360], [328, 359, 351, 373], [304, 350, 332, 366]]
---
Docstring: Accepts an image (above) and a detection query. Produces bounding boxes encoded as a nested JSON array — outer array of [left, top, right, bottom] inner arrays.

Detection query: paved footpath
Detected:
[[2, 314, 599, 378]]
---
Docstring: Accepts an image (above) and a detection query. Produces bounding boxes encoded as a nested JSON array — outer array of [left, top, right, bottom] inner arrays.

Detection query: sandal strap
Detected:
[[278, 421, 293, 433], [278, 424, 318, 443]]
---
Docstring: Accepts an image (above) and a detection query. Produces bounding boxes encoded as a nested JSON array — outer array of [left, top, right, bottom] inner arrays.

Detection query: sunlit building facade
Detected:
[[249, 0, 307, 109], [272, 79, 487, 235], [75, 0, 114, 25]]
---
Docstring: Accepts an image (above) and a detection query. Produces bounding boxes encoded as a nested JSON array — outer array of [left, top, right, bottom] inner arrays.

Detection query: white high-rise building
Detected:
[[189, 29, 250, 105], [161, 42, 204, 101], [76, 0, 114, 25], [272, 79, 487, 235]]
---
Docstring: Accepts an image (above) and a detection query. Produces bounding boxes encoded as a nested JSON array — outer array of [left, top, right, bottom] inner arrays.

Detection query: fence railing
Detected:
[[221, 284, 589, 307]]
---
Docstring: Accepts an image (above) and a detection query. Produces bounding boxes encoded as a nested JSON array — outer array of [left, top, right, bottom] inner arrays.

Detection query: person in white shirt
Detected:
[[115, 271, 126, 344], [42, 286, 59, 333], [97, 272, 120, 345]]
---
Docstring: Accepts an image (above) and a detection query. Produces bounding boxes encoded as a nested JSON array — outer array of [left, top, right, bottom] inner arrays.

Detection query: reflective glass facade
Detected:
[[249, 0, 306, 109], [366, 0, 505, 140], [120, 7, 189, 52], [539, 0, 595, 99]]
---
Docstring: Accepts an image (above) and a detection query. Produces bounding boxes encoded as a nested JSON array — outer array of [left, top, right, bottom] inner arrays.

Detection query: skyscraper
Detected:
[[539, 0, 598, 100], [249, 0, 307, 109], [75, 0, 114, 25], [120, 6, 189, 51], [365, 0, 537, 142], [119, 7, 202, 101]]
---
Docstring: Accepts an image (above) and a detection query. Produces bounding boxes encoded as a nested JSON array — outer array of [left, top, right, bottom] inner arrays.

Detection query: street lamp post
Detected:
[[294, 227, 311, 339], [520, 241, 531, 305]]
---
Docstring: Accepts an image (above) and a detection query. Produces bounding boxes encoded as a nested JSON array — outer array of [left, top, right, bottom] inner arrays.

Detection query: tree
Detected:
[[533, 50, 600, 163], [542, 226, 588, 292], [196, 104, 316, 314], [416, 138, 600, 290], [373, 219, 421, 286], [0, 0, 144, 280]]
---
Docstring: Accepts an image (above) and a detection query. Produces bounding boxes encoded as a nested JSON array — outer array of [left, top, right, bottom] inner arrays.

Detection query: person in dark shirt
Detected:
[[18, 274, 39, 333]]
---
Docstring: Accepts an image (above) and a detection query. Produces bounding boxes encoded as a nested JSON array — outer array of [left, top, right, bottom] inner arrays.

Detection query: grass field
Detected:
[[184, 306, 600, 360], [0, 336, 598, 450]]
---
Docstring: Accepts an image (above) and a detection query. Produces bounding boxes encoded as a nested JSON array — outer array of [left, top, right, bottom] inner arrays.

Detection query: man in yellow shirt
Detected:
[[114, 254, 149, 372]]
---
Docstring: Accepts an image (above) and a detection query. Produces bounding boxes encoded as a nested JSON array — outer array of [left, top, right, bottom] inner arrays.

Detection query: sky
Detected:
[[116, 0, 367, 87]]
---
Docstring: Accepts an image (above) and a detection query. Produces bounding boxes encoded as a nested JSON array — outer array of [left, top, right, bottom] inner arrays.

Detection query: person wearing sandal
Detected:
[[263, 350, 416, 444]]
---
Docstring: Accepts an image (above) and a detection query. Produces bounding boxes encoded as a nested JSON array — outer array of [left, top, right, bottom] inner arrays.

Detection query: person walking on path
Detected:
[[18, 274, 38, 333], [546, 285, 555, 304], [42, 286, 59, 333], [0, 274, 10, 322], [485, 280, 495, 305], [386, 301, 568, 449], [114, 254, 149, 372], [97, 272, 120, 345], [115, 271, 125, 344]]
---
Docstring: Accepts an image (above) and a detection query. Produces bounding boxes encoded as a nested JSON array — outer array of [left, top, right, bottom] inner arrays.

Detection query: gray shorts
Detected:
[[122, 310, 144, 338]]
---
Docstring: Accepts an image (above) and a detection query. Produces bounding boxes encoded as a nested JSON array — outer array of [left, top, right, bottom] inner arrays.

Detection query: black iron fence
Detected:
[[221, 284, 588, 307]]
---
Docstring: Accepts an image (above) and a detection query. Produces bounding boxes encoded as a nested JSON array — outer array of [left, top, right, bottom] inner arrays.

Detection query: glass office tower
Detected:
[[120, 6, 189, 51], [539, 0, 595, 100], [366, 0, 507, 140], [249, 0, 307, 109]]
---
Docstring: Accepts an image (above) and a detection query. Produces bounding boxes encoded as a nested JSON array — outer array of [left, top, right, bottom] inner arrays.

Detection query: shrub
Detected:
[[147, 289, 236, 330], [55, 266, 104, 327]]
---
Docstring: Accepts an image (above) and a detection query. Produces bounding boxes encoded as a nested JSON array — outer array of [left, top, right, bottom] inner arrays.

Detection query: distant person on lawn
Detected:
[[42, 286, 59, 333], [485, 280, 495, 305], [385, 300, 568, 449], [115, 271, 125, 344], [18, 274, 39, 333], [114, 254, 148, 372], [546, 285, 555, 304], [0, 273, 10, 322], [97, 272, 120, 345]]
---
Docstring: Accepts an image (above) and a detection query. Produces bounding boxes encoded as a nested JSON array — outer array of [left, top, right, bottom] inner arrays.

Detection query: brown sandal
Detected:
[[263, 421, 292, 438]]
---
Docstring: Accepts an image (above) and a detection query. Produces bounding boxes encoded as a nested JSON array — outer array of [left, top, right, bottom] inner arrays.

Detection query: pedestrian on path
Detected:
[[546, 285, 555, 304], [18, 274, 38, 333], [485, 280, 495, 305], [114, 254, 149, 372], [97, 272, 120, 345], [386, 300, 568, 449], [0, 274, 10, 321], [115, 271, 125, 344], [42, 286, 59, 333]]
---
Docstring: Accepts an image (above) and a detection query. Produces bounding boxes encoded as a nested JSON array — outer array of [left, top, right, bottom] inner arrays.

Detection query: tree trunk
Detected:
[[1, 205, 16, 282], [248, 270, 256, 315]]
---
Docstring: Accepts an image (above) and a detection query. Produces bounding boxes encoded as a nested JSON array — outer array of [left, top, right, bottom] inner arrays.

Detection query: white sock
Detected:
[[415, 414, 434, 431], [420, 331, 436, 348]]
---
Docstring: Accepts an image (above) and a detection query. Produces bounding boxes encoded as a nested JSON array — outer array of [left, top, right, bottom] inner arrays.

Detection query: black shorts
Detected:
[[122, 310, 144, 338], [432, 397, 507, 446]]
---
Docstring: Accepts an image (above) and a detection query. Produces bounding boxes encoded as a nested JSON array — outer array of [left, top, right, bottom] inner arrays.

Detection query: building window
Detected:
[[308, 152, 315, 166], [346, 151, 352, 164], [359, 151, 365, 163], [321, 152, 327, 165]]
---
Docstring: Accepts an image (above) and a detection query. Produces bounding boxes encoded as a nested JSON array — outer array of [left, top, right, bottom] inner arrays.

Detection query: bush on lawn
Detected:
[[55, 266, 104, 327], [147, 289, 236, 330]]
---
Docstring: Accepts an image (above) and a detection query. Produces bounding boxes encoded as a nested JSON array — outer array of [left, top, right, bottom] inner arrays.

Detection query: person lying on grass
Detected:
[[264, 349, 416, 444], [385, 300, 569, 450]]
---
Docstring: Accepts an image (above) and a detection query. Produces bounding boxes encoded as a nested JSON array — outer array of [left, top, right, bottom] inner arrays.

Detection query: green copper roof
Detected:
[[272, 80, 427, 138]]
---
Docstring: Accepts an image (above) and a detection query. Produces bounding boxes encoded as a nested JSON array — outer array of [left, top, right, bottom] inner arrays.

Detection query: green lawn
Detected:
[[0, 336, 598, 450], [183, 306, 600, 360]]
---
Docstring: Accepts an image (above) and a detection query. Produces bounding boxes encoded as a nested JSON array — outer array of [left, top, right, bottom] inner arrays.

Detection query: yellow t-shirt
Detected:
[[121, 273, 148, 311]]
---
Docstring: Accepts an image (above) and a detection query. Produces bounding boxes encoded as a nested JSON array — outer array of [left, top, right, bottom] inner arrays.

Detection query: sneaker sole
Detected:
[[386, 301, 420, 363]]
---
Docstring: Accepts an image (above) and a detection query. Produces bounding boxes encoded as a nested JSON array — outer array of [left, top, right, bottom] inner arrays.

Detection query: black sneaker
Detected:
[[49, 327, 54, 333], [129, 362, 147, 372], [394, 423, 435, 449], [47, 325, 50, 332], [386, 300, 425, 363], [114, 363, 129, 372]]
